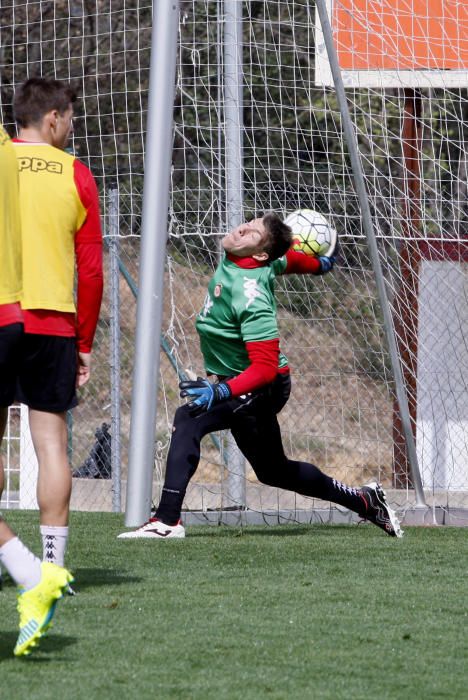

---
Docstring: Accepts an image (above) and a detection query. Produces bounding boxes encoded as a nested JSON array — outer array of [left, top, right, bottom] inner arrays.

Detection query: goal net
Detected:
[[0, 1, 466, 523]]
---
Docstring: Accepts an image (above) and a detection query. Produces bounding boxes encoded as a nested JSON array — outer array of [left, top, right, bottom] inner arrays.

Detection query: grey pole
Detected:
[[125, 0, 180, 525], [223, 0, 246, 510], [224, 0, 244, 224], [315, 0, 426, 506], [108, 187, 122, 512]]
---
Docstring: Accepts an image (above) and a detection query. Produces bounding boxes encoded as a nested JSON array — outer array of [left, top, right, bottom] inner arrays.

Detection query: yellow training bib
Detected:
[[0, 127, 22, 304], [14, 142, 87, 312]]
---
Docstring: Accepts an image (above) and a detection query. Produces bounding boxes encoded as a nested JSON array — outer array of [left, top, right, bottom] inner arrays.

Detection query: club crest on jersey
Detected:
[[243, 277, 262, 308], [214, 284, 222, 298]]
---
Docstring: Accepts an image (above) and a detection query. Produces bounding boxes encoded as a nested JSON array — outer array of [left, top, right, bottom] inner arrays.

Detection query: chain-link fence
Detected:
[[1, 2, 467, 524]]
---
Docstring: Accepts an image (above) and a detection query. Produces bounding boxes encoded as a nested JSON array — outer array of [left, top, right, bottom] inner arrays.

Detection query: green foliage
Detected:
[[1, 2, 466, 236]]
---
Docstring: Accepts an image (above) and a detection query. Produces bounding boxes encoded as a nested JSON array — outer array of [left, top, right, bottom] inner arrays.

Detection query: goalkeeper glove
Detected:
[[317, 255, 336, 274], [179, 378, 232, 414]]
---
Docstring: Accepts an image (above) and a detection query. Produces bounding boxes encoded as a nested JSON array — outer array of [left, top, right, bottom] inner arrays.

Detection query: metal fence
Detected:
[[1, 2, 467, 525]]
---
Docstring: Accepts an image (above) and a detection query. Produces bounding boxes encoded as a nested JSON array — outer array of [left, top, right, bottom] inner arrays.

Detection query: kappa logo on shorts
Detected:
[[18, 157, 63, 174]]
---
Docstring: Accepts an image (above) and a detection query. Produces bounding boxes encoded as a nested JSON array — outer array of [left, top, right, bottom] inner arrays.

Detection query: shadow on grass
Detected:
[[0, 632, 77, 662], [70, 567, 142, 591], [185, 524, 326, 538]]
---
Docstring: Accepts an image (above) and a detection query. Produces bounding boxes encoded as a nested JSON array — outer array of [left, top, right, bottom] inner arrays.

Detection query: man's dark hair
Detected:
[[262, 212, 293, 261], [13, 77, 77, 128]]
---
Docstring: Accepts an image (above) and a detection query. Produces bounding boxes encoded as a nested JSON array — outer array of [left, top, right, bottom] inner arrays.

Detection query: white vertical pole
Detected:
[[108, 187, 122, 512], [224, 0, 246, 510], [125, 1, 180, 525], [19, 404, 38, 510]]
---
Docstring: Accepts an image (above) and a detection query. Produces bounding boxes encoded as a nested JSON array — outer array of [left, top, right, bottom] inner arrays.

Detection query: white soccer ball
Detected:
[[284, 208, 337, 256]]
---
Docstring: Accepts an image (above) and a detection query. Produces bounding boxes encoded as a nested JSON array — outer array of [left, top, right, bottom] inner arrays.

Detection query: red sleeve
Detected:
[[284, 249, 321, 275], [73, 160, 104, 352], [226, 338, 280, 396]]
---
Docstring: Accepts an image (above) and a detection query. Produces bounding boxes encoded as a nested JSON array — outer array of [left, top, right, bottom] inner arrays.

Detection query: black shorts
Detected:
[[16, 334, 78, 413], [0, 323, 23, 407]]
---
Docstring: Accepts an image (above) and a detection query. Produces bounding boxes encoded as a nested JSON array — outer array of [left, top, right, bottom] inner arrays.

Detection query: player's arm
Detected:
[[75, 234, 103, 354], [282, 248, 335, 275], [73, 160, 104, 382], [179, 338, 280, 412], [226, 338, 279, 396]]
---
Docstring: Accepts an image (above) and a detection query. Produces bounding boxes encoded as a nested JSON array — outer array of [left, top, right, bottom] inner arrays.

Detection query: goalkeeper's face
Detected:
[[222, 217, 269, 260]]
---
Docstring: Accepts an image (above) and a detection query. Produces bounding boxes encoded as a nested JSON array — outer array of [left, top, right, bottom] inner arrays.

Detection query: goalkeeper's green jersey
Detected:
[[196, 254, 289, 377]]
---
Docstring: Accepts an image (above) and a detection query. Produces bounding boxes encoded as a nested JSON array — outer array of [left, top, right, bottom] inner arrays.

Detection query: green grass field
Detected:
[[1, 512, 467, 700]]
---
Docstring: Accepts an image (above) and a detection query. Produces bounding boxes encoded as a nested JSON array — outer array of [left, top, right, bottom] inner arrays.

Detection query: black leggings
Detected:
[[156, 374, 365, 524]]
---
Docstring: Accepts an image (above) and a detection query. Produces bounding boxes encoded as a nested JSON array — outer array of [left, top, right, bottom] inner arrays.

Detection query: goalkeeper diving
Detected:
[[118, 213, 402, 540]]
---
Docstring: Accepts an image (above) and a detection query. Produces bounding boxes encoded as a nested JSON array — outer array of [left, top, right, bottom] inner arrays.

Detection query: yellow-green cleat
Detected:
[[14, 562, 74, 657]]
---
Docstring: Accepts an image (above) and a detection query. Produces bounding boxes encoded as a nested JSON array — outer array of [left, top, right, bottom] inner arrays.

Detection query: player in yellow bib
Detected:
[[12, 78, 103, 578], [0, 125, 73, 657]]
